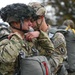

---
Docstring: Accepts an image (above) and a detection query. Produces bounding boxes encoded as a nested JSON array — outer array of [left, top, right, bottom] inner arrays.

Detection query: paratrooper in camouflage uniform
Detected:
[[28, 2, 68, 75]]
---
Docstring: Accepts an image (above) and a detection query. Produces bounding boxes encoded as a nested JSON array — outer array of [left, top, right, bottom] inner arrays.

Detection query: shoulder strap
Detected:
[[14, 51, 25, 75], [0, 35, 8, 41]]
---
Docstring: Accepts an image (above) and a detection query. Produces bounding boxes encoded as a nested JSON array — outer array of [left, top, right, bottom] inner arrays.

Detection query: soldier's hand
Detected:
[[8, 32, 19, 39], [8, 33, 15, 39], [25, 31, 40, 41]]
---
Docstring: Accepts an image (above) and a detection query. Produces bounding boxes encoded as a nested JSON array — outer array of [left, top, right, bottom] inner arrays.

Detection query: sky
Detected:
[[0, 0, 42, 9]]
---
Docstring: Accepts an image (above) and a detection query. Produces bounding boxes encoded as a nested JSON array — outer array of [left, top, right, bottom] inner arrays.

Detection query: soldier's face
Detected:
[[31, 21, 37, 28], [30, 18, 43, 30], [22, 19, 33, 30]]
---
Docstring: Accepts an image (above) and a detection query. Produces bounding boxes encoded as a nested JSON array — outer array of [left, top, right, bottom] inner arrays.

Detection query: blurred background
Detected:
[[0, 0, 75, 26]]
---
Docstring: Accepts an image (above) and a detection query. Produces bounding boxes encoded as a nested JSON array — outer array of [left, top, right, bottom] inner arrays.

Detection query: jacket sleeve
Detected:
[[37, 30, 55, 56]]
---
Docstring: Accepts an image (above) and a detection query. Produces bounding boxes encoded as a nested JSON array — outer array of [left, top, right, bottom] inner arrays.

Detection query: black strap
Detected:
[[14, 51, 26, 75], [0, 72, 2, 75], [14, 54, 21, 75], [10, 25, 29, 33], [36, 18, 43, 30], [0, 35, 8, 41]]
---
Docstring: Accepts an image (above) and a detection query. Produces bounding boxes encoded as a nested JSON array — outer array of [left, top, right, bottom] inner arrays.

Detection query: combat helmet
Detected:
[[0, 3, 35, 23], [28, 2, 46, 30], [28, 2, 46, 16], [0, 3, 36, 31]]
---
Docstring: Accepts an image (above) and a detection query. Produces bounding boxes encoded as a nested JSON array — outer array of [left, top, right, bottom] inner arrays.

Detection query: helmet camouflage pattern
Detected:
[[0, 3, 35, 23], [28, 2, 46, 16]]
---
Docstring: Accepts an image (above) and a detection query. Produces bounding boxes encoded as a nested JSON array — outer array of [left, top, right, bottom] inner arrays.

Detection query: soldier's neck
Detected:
[[12, 29, 25, 39]]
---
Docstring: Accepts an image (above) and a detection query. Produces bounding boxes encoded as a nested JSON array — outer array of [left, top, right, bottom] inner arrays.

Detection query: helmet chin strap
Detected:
[[36, 18, 43, 30], [20, 20, 29, 33], [10, 20, 29, 33]]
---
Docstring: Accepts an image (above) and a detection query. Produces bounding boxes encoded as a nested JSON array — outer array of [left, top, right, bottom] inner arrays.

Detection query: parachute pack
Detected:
[[15, 53, 51, 75]]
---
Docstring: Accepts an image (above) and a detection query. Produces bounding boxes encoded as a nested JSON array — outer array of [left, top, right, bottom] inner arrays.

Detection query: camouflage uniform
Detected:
[[47, 25, 67, 59], [0, 33, 27, 75], [35, 30, 55, 56], [46, 26, 67, 74], [0, 29, 55, 75]]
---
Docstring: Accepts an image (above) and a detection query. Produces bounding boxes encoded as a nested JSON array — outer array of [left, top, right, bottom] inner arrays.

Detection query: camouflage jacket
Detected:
[[35, 30, 55, 56], [0, 30, 54, 75], [0, 33, 28, 75], [46, 25, 67, 67]]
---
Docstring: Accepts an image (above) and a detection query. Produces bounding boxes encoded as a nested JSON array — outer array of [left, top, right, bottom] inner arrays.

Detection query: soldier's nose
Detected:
[[29, 21, 33, 26]]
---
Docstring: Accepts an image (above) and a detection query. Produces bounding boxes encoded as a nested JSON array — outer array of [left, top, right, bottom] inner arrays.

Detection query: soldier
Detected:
[[60, 20, 75, 75], [28, 2, 68, 75], [0, 3, 55, 75]]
